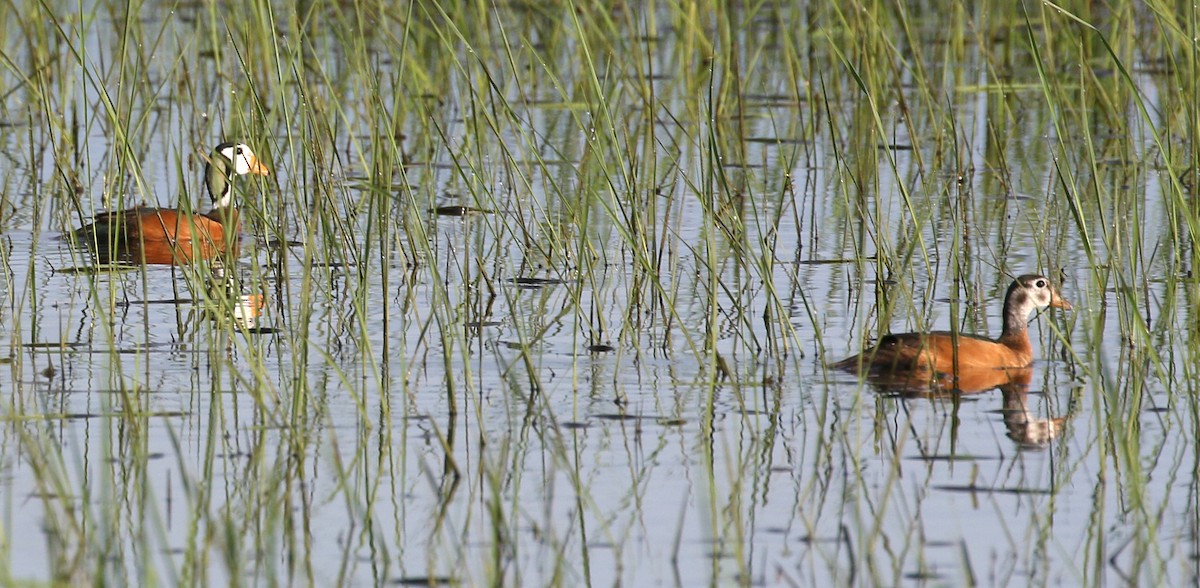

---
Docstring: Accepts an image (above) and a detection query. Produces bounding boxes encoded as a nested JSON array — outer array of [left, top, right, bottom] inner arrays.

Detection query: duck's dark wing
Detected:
[[831, 332, 930, 372]]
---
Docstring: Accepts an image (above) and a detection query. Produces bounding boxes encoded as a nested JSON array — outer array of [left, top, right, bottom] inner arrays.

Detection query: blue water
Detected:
[[0, 2, 1196, 586]]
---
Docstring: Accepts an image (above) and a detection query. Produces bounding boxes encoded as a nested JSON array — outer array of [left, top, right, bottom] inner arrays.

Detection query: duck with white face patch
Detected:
[[72, 142, 270, 265], [832, 274, 1072, 374]]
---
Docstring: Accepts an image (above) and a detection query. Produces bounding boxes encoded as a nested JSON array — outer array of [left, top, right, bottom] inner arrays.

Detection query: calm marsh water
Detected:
[[1, 1, 1198, 586]]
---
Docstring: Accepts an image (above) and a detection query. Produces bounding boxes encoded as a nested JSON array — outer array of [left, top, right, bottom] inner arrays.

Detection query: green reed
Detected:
[[3, 0, 1200, 585]]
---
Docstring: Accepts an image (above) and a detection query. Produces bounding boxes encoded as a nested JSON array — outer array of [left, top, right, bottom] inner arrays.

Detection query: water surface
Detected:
[[0, 2, 1196, 586]]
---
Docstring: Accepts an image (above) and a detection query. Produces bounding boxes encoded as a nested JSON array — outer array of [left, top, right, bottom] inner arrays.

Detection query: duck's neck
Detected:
[[206, 153, 234, 209], [999, 283, 1032, 340]]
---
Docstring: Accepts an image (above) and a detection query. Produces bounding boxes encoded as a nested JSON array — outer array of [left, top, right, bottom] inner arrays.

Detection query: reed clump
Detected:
[[0, 0, 1194, 585]]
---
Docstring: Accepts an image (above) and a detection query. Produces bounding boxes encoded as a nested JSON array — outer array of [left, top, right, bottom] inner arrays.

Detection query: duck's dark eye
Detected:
[[1036, 279, 1046, 288]]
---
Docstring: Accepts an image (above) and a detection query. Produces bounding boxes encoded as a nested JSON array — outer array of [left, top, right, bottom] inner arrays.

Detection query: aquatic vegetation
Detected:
[[0, 0, 1195, 585]]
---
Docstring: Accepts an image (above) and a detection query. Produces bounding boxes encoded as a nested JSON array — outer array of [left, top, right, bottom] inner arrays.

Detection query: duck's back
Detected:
[[835, 330, 1033, 373]]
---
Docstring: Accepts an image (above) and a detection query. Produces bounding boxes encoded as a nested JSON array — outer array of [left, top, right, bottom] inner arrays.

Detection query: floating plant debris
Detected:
[[433, 205, 493, 216], [512, 276, 568, 288]]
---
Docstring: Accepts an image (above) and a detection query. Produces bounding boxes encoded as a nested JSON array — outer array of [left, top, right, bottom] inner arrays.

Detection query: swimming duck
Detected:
[[73, 142, 270, 265], [832, 274, 1071, 373]]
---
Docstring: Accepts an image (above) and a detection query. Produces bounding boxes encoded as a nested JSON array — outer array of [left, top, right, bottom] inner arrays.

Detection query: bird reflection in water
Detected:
[[850, 366, 1068, 449], [195, 264, 269, 331], [156, 272, 272, 337], [226, 292, 266, 330]]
